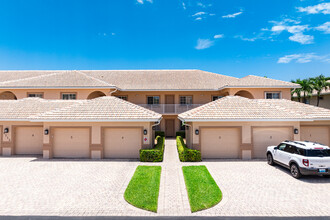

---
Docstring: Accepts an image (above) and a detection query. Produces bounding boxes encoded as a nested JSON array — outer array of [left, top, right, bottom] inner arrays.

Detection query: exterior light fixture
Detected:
[[143, 129, 148, 135], [44, 129, 49, 135], [294, 128, 299, 134], [4, 128, 9, 133], [195, 129, 199, 135]]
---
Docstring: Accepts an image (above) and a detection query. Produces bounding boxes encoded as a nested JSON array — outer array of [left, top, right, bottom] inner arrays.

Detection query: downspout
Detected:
[[109, 87, 118, 96]]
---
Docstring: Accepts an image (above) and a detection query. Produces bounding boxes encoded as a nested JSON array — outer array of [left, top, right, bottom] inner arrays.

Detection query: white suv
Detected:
[[266, 141, 330, 178]]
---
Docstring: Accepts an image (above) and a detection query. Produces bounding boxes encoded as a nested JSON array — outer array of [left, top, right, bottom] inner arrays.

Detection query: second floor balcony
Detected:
[[138, 104, 203, 114]]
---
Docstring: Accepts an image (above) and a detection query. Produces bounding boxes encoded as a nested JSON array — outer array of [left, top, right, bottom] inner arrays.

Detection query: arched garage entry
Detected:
[[0, 91, 17, 100], [87, 91, 106, 99], [234, 90, 254, 99]]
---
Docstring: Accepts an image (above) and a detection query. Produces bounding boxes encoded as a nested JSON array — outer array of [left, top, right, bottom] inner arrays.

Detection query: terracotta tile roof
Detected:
[[221, 75, 299, 88], [30, 96, 162, 122], [0, 71, 114, 88], [0, 98, 80, 121], [0, 70, 299, 90], [178, 96, 330, 121]]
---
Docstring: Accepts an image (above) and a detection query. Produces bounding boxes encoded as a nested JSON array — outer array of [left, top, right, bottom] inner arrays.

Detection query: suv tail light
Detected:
[[302, 159, 309, 167]]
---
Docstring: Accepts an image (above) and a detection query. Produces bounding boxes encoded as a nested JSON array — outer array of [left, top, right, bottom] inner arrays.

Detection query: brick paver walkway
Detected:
[[0, 140, 329, 217]]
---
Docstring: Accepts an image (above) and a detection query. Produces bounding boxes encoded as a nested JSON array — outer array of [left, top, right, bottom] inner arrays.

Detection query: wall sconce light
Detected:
[[4, 128, 9, 133], [44, 129, 49, 135], [143, 129, 148, 135], [195, 129, 199, 135], [294, 128, 299, 134]]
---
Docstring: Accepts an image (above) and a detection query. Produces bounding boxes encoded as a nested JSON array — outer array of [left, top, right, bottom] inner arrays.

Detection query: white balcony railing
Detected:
[[138, 104, 203, 114]]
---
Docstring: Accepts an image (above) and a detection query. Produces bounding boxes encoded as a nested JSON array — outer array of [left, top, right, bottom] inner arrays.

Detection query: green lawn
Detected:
[[182, 165, 222, 212], [124, 165, 161, 212]]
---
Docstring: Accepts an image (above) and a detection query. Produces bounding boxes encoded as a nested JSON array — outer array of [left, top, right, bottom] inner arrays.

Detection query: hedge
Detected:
[[176, 136, 201, 162], [155, 131, 165, 137], [176, 131, 185, 138], [140, 136, 165, 162]]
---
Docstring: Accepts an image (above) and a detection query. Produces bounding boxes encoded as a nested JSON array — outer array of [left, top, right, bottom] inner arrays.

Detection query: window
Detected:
[[147, 96, 160, 105], [62, 93, 76, 100], [180, 123, 185, 131], [116, 96, 127, 101], [294, 147, 305, 156], [212, 96, 223, 101], [283, 145, 295, 154], [277, 143, 286, 151], [28, 93, 43, 98], [265, 92, 281, 99], [180, 96, 193, 105]]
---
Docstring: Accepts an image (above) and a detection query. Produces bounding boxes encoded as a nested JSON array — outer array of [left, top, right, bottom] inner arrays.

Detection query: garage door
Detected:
[[201, 128, 240, 159], [104, 128, 141, 159], [301, 126, 329, 146], [15, 127, 43, 155], [53, 128, 90, 158], [253, 127, 292, 159]]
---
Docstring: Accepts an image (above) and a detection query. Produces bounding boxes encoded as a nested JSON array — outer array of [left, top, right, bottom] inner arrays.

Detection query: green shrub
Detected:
[[140, 136, 165, 162], [155, 131, 165, 137], [176, 131, 185, 138], [176, 136, 201, 162]]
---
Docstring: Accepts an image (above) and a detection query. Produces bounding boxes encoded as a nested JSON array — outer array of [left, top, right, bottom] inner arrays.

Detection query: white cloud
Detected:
[[316, 21, 330, 34], [197, 2, 212, 8], [192, 12, 206, 16], [195, 39, 214, 50], [214, 34, 224, 39], [297, 3, 330, 14], [222, 11, 243, 18], [235, 35, 258, 42], [288, 33, 314, 44], [195, 17, 202, 21], [182, 2, 186, 10], [136, 0, 152, 4], [277, 53, 324, 63]]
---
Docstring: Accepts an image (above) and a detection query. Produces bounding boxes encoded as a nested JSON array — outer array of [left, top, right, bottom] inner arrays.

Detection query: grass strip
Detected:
[[124, 165, 161, 212], [182, 165, 222, 212]]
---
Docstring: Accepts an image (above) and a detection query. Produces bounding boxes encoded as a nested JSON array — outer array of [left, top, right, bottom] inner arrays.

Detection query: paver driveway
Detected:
[[0, 139, 329, 217]]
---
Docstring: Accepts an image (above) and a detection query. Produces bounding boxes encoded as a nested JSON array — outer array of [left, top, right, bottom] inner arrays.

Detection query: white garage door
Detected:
[[104, 128, 141, 159], [253, 127, 292, 159], [301, 126, 329, 146], [201, 127, 240, 159], [53, 128, 90, 158], [15, 127, 43, 155]]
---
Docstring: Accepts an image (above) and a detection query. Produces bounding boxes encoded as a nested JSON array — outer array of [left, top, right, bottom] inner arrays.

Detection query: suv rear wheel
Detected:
[[290, 163, 302, 179], [267, 153, 274, 166]]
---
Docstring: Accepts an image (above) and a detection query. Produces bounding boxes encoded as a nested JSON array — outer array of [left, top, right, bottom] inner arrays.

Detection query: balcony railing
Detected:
[[138, 104, 203, 114]]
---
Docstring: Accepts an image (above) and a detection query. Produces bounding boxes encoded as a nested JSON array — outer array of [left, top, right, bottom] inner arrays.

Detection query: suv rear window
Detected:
[[305, 149, 330, 157]]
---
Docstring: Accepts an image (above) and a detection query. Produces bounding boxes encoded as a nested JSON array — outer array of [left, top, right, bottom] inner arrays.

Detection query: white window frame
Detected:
[[179, 96, 193, 105], [61, 93, 77, 100], [116, 96, 128, 101], [28, 93, 43, 98], [265, 92, 281, 99]]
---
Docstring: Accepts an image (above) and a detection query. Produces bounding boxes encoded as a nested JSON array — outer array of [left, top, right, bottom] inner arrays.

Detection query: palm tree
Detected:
[[291, 79, 302, 102], [310, 75, 330, 106], [292, 78, 313, 104]]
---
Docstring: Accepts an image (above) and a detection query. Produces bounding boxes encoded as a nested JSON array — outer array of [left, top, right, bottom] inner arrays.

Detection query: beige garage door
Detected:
[[253, 127, 292, 159], [53, 128, 90, 158], [201, 128, 240, 159], [15, 127, 43, 155], [301, 126, 329, 146], [104, 128, 141, 159]]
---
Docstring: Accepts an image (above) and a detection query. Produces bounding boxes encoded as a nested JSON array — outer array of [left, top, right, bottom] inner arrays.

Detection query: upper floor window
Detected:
[[265, 92, 281, 99], [147, 96, 160, 105], [62, 93, 76, 100], [212, 96, 223, 101], [116, 96, 128, 101], [28, 93, 43, 98], [180, 96, 192, 105]]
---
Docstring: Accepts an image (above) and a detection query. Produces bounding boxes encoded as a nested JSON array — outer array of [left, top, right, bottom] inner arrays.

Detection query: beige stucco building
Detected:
[[1, 69, 329, 160]]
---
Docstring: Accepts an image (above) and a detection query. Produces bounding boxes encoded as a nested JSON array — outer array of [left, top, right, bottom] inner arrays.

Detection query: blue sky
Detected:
[[0, 0, 329, 81]]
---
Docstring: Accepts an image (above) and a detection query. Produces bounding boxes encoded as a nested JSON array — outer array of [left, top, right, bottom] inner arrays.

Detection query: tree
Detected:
[[291, 79, 302, 102], [292, 78, 313, 104], [310, 75, 330, 106]]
